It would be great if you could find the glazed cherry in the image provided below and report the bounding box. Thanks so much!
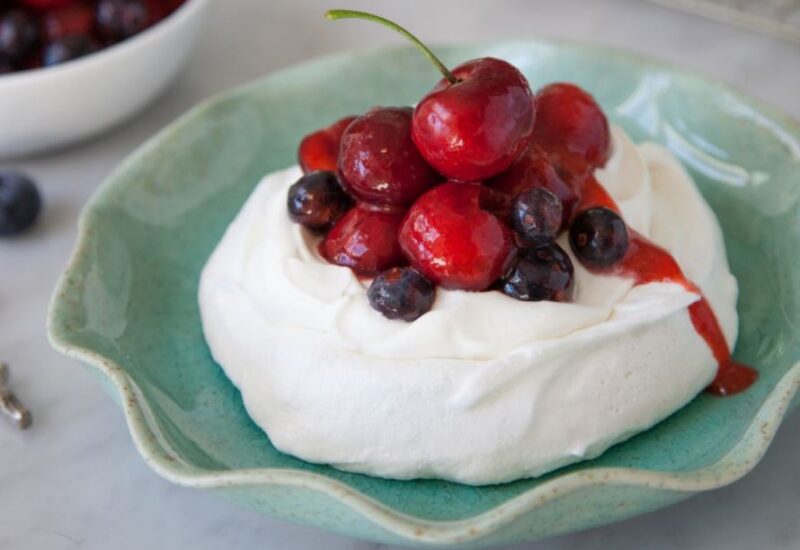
[324,11,533,182]
[367,267,436,321]
[286,170,352,232]
[96,0,149,43]
[0,170,42,236]
[412,57,535,181]
[500,242,574,302]
[43,4,95,41]
[511,187,562,247]
[488,145,579,229]
[532,83,611,169]
[569,207,629,269]
[0,9,40,64]
[322,203,406,276]
[399,182,514,291]
[298,115,356,173]
[338,106,439,207]
[43,34,99,66]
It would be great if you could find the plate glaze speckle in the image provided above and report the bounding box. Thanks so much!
[48,41,800,547]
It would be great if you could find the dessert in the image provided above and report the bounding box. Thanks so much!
[0,0,185,73]
[199,10,757,485]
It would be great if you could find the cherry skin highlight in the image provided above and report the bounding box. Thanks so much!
[412,57,535,182]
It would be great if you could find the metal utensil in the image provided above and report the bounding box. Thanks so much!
[0,363,31,430]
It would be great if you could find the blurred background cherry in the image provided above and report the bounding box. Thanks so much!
[0,0,186,72]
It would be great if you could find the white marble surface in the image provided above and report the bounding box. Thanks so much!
[0,0,798,548]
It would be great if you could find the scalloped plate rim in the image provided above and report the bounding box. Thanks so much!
[47,39,800,545]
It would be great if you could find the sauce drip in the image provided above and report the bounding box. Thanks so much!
[575,176,757,396]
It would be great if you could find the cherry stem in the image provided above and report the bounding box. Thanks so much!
[325,9,459,85]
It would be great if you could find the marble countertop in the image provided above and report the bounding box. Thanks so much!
[1,1,798,548]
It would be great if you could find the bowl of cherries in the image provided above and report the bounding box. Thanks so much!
[0,0,209,157]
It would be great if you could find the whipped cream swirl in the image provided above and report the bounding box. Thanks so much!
[199,126,738,484]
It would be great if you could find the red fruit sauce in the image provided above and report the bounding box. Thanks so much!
[575,175,757,396]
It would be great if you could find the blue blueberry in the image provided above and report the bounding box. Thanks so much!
[96,0,149,43]
[511,187,563,247]
[0,171,41,236]
[501,242,574,302]
[569,207,629,269]
[287,171,352,232]
[368,267,435,321]
[43,35,100,67]
[0,9,39,64]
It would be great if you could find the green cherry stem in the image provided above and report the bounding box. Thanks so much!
[324,9,459,85]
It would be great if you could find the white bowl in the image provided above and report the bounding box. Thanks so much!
[0,0,210,158]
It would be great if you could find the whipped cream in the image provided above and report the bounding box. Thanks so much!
[199,126,738,485]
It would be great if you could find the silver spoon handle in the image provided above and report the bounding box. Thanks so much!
[0,363,32,430]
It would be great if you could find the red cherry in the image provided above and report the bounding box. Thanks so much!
[338,106,439,207]
[399,182,514,291]
[321,203,407,277]
[488,145,579,229]
[532,83,611,169]
[298,115,356,174]
[143,0,167,24]
[412,57,535,182]
[18,0,79,10]
[161,0,185,15]
[42,4,94,41]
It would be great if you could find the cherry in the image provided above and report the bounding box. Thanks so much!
[399,182,514,291]
[0,9,40,64]
[325,10,535,182]
[500,242,574,302]
[367,267,435,321]
[42,4,95,41]
[95,0,149,43]
[18,0,79,10]
[286,171,352,232]
[511,187,562,247]
[569,207,629,269]
[488,145,578,229]
[338,106,439,207]
[143,0,167,25]
[321,203,406,276]
[298,115,356,174]
[532,83,611,169]
[43,33,98,66]
[0,170,42,236]
[412,57,535,181]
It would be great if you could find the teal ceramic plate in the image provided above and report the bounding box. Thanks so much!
[48,41,800,547]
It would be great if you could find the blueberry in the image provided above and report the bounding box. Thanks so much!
[96,0,149,43]
[501,243,574,302]
[0,9,39,64]
[569,207,629,269]
[511,187,563,247]
[0,171,42,236]
[287,171,352,232]
[43,35,100,67]
[368,267,435,322]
